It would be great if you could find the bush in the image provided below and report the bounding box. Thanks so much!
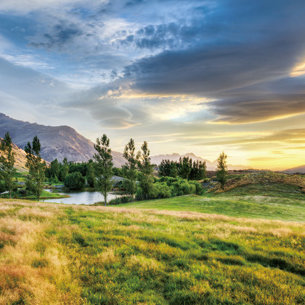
[109,196,134,205]
[64,172,85,190]
[136,187,145,200]
[152,182,172,198]
[0,180,6,193]
[191,181,204,195]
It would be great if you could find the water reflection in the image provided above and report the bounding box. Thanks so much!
[43,191,120,205]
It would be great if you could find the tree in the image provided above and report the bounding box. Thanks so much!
[86,160,95,188]
[0,132,16,198]
[137,141,154,199]
[64,172,85,190]
[216,152,228,190]
[179,157,192,180]
[122,138,137,197]
[49,159,60,181]
[59,158,69,182]
[93,134,113,206]
[25,136,46,200]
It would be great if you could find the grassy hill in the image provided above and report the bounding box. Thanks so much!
[118,180,305,222]
[0,193,305,304]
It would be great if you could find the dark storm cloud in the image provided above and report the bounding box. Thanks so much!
[122,0,305,123]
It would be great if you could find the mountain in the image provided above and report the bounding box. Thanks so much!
[0,113,125,166]
[0,113,248,170]
[284,165,305,174]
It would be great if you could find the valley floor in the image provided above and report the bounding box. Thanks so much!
[0,192,305,304]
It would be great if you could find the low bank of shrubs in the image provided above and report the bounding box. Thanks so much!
[111,177,204,204]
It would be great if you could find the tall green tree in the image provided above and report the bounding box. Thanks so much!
[25,136,46,200]
[93,134,113,206]
[179,157,192,180]
[59,158,69,182]
[122,138,137,197]
[0,132,16,198]
[49,159,60,181]
[137,141,154,199]
[86,160,95,188]
[216,152,228,190]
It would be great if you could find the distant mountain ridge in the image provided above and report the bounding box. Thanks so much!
[0,113,125,165]
[0,113,247,170]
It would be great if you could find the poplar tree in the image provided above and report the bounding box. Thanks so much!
[137,141,154,199]
[93,134,113,206]
[123,138,137,198]
[25,136,46,200]
[216,152,228,190]
[0,132,16,198]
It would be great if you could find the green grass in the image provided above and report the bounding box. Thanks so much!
[117,183,305,221]
[1,198,304,304]
[1,181,305,304]
[23,189,68,200]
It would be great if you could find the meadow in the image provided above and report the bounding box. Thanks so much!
[119,183,305,222]
[1,181,305,305]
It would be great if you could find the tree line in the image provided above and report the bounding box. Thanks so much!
[158,157,206,180]
[0,132,229,203]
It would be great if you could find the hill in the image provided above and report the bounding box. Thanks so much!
[284,165,305,174]
[0,140,28,171]
[0,113,125,166]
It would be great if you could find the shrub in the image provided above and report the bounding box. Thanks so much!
[153,182,172,198]
[64,172,85,190]
[109,196,134,205]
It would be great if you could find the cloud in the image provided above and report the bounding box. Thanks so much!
[0,0,98,14]
[120,0,305,124]
[198,128,305,146]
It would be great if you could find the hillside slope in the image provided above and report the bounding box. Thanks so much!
[0,113,125,165]
[0,140,28,171]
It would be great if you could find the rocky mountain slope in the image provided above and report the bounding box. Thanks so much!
[0,113,125,165]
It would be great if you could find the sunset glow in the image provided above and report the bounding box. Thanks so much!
[0,1,305,170]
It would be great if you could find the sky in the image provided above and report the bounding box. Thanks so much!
[1,0,305,169]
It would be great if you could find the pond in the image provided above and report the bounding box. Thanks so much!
[43,190,120,205]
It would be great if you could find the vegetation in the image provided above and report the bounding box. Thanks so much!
[94,134,113,206]
[24,136,46,200]
[136,141,154,200]
[122,138,138,198]
[119,181,305,221]
[0,197,304,304]
[0,132,16,198]
[158,157,206,180]
[64,172,85,190]
[216,152,228,190]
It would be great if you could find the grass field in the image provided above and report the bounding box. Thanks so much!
[118,183,305,222]
[0,184,305,304]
